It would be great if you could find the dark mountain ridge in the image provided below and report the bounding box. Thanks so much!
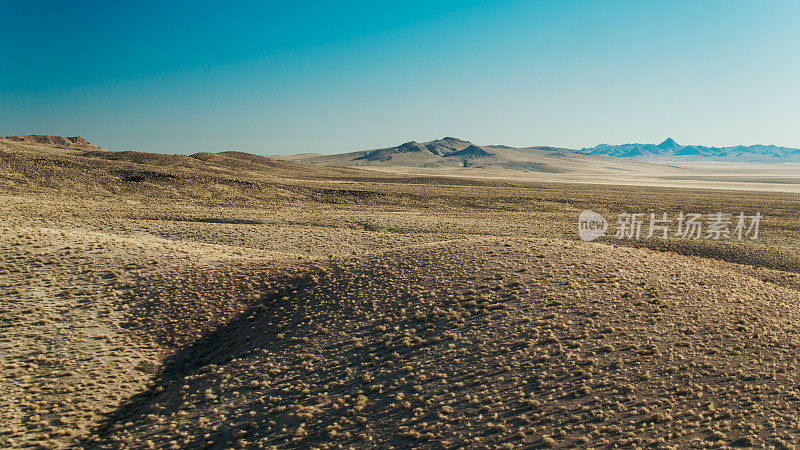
[293,137,655,173]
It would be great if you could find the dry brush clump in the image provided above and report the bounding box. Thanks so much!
[85,239,800,448]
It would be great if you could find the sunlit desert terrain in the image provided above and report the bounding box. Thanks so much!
[3,136,800,448]
[355,162,800,194]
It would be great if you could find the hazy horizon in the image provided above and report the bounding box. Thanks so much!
[3,1,800,155]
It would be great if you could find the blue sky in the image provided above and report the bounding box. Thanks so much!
[2,1,799,154]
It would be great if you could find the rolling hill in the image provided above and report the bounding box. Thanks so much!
[293,137,664,174]
[4,134,104,151]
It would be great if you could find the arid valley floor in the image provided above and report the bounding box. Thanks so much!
[4,137,800,448]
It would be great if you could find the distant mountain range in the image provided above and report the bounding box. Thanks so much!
[581,138,800,162]
[290,137,660,174]
[291,137,800,170]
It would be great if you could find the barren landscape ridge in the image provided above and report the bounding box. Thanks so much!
[3,135,800,448]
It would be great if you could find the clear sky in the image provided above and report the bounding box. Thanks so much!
[2,1,800,154]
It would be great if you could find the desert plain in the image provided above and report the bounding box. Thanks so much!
[3,136,800,448]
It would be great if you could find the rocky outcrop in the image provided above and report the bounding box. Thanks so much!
[4,135,103,150]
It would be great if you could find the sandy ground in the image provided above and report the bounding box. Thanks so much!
[356,163,800,193]
[4,138,800,448]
